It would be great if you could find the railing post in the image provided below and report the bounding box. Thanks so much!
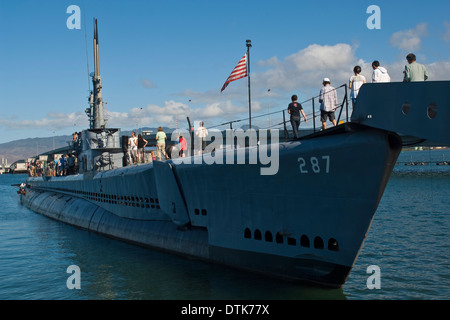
[337,85,347,125]
[282,110,288,141]
[312,98,316,133]
[337,103,343,124]
[344,84,349,123]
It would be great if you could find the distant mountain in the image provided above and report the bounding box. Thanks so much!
[0,135,73,164]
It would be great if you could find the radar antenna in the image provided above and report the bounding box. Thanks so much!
[89,18,105,130]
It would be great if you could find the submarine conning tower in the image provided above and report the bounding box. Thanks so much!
[78,19,124,173]
[351,81,450,147]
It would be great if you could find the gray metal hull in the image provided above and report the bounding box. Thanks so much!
[22,124,401,288]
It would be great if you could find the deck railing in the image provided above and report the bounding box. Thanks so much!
[197,83,350,142]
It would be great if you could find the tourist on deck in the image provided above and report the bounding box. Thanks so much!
[403,53,428,82]
[59,155,66,176]
[137,134,148,163]
[349,66,366,107]
[128,131,138,165]
[53,157,59,176]
[371,61,391,83]
[319,78,338,130]
[28,160,34,177]
[49,161,55,176]
[35,162,42,177]
[56,157,61,176]
[287,94,307,139]
[179,135,187,157]
[195,122,208,155]
[156,127,167,161]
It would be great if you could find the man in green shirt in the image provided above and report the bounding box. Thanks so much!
[155,126,167,161]
[403,53,428,82]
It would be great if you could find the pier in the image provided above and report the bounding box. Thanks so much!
[1,157,10,174]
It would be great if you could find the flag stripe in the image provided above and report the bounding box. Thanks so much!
[221,54,247,92]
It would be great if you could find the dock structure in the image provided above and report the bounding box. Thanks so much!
[0,157,9,174]
[8,160,26,174]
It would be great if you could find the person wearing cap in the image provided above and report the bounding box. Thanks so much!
[319,78,337,130]
[403,53,428,82]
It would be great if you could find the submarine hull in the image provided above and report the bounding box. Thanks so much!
[22,124,401,288]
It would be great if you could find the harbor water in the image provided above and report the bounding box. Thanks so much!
[0,149,448,300]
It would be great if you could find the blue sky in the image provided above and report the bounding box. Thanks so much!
[0,0,449,144]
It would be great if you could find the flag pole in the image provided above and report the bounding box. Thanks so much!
[246,39,252,129]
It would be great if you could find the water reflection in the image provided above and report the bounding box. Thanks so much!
[56,226,345,300]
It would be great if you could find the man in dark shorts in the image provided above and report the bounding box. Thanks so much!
[319,78,337,130]
[287,94,307,139]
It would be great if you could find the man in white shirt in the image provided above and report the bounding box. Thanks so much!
[319,78,338,130]
[371,60,391,83]
[195,122,208,155]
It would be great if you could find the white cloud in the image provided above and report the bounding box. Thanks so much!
[389,23,428,51]
[423,61,450,80]
[106,99,253,130]
[199,101,244,118]
[254,43,366,93]
[0,111,85,130]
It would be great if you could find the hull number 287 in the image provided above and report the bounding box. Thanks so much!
[298,156,330,174]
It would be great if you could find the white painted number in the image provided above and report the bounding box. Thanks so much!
[298,157,308,173]
[311,157,320,173]
[298,156,330,174]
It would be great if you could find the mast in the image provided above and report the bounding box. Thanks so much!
[91,18,104,129]
[246,39,252,129]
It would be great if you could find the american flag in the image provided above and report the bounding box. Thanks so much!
[221,54,247,92]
